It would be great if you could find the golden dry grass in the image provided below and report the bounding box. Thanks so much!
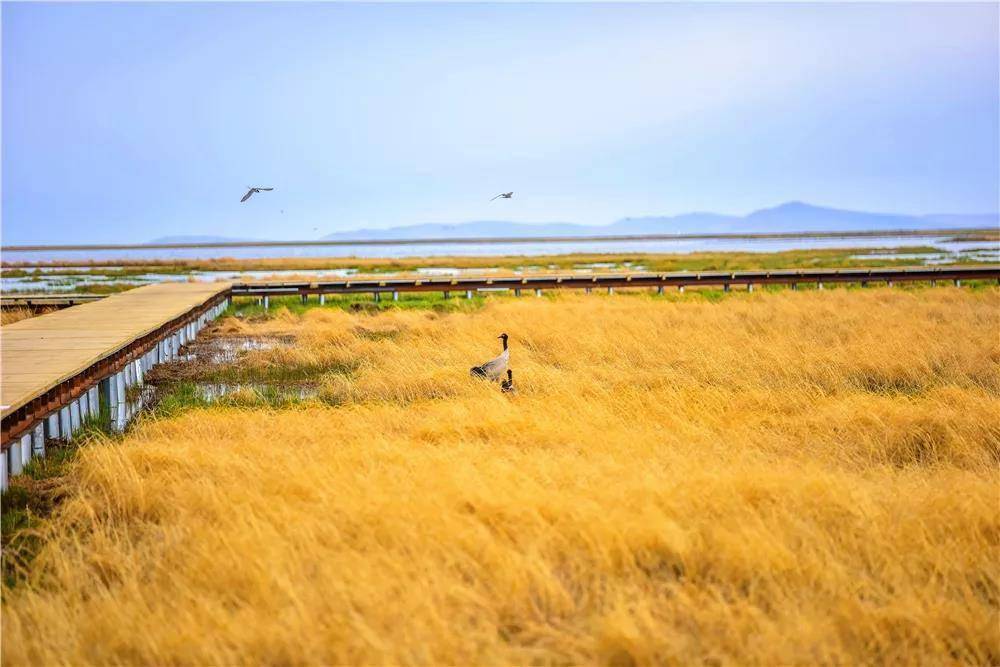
[3,288,1000,665]
[0,307,37,325]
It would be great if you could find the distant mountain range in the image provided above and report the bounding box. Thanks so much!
[148,202,999,244]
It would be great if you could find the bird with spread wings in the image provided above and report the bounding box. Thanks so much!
[490,191,513,201]
[241,186,274,202]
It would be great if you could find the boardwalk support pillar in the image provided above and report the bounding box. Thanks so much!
[607,287,614,295]
[466,290,473,300]
[535,289,542,297]
[393,292,399,301]
[747,284,754,293]
[319,294,326,305]
[954,279,961,287]
[32,424,45,459]
[20,434,31,468]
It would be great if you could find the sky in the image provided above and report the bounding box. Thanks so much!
[2,2,998,244]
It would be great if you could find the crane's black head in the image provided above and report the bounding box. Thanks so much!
[498,333,508,340]
[507,369,513,380]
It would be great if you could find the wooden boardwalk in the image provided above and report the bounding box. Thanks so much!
[1,282,229,421]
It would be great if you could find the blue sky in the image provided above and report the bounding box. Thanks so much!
[2,2,998,244]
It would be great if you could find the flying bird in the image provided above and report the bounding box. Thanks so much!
[490,192,513,201]
[470,333,510,381]
[241,186,274,203]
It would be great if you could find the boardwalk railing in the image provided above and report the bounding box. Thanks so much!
[231,265,1000,303]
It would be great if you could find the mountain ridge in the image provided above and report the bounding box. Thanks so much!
[146,202,998,243]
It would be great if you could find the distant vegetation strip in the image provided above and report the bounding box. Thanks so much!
[2,227,993,252]
[0,245,982,273]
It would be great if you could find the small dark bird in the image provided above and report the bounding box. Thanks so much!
[470,333,509,380]
[241,186,274,203]
[500,369,516,393]
[490,191,514,201]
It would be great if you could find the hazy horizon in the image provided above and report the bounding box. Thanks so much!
[3,2,998,244]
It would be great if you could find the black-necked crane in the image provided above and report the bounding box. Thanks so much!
[490,191,513,201]
[470,333,509,380]
[500,369,515,393]
[241,186,274,202]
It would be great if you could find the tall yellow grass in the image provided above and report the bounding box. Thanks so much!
[3,288,999,665]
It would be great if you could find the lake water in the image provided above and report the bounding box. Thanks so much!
[2,234,996,294]
[3,233,997,264]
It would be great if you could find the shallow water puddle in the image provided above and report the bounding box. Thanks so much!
[178,335,295,364]
[193,383,318,401]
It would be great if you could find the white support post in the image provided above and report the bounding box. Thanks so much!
[79,392,89,420]
[263,296,270,310]
[678,286,685,293]
[70,400,81,432]
[60,406,72,441]
[535,289,542,297]
[32,423,45,459]
[112,372,127,432]
[9,440,23,476]
[1,450,7,492]
[607,287,614,295]
[20,433,32,467]
[320,294,326,305]
[392,292,399,301]
[46,413,60,440]
[747,284,754,293]
[818,283,824,290]
[465,290,473,300]
[954,279,961,287]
